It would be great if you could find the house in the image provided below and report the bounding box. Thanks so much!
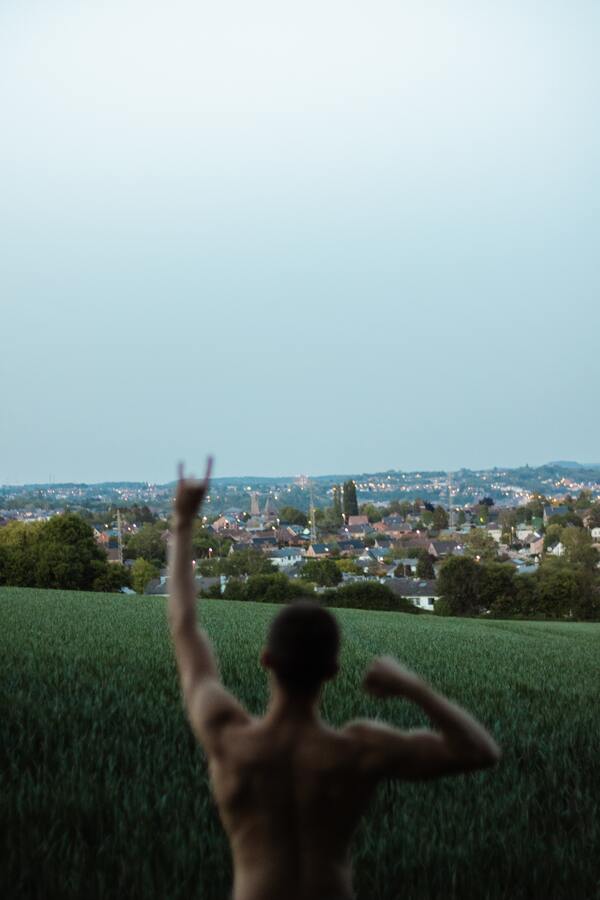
[376,519,413,539]
[528,536,545,557]
[548,542,565,557]
[276,525,303,545]
[591,527,600,541]
[250,535,278,551]
[357,550,377,569]
[369,547,391,563]
[486,523,503,542]
[387,577,440,610]
[212,515,238,532]
[305,543,332,559]
[337,538,365,554]
[394,557,419,576]
[269,547,304,569]
[145,575,219,596]
[347,515,369,527]
[342,523,372,537]
[428,540,461,559]
[381,515,406,527]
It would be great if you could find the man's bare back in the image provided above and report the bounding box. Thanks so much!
[207,714,374,900]
[168,460,501,900]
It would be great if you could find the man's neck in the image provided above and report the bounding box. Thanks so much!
[265,683,321,724]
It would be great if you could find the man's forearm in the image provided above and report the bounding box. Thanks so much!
[168,517,197,630]
[403,681,500,763]
[168,515,218,685]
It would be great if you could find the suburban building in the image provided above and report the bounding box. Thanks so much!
[269,547,304,569]
[387,577,440,610]
[305,543,331,559]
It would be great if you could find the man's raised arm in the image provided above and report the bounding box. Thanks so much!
[345,657,501,780]
[169,459,249,752]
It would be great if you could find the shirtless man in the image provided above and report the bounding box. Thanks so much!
[168,460,501,900]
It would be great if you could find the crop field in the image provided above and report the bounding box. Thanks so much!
[1,587,600,900]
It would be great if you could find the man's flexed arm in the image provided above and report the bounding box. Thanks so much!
[169,459,249,751]
[346,657,501,780]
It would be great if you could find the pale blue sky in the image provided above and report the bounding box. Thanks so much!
[1,1,599,483]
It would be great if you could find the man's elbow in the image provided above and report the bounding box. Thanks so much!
[469,739,502,771]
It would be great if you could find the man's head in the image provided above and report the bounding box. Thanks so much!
[262,601,340,696]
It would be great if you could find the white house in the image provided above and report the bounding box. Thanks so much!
[486,524,503,543]
[387,577,440,610]
[269,548,304,569]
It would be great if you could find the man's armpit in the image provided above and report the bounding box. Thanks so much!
[187,679,250,751]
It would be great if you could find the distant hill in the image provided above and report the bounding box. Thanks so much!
[547,461,599,471]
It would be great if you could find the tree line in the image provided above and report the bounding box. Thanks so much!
[437,552,600,620]
[0,515,130,592]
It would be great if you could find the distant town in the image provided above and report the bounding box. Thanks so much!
[2,461,599,618]
[3,460,600,519]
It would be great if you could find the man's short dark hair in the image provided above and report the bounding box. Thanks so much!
[266,601,340,694]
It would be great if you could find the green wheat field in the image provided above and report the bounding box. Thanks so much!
[1,587,599,900]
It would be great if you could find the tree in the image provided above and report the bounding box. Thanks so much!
[359,503,384,523]
[525,494,549,519]
[131,558,159,594]
[300,559,342,587]
[432,506,449,531]
[278,506,308,527]
[323,582,416,613]
[104,504,157,526]
[543,524,563,552]
[560,526,599,571]
[33,514,109,591]
[575,490,593,510]
[0,521,44,586]
[342,481,358,519]
[318,506,343,531]
[0,515,129,592]
[499,509,518,532]
[534,559,584,618]
[415,550,435,579]
[335,558,363,575]
[438,556,481,616]
[92,563,131,593]
[588,503,600,528]
[238,574,313,604]
[388,500,412,518]
[218,549,275,577]
[457,510,466,526]
[124,521,169,567]
[478,563,517,613]
[546,511,583,528]
[191,524,232,559]
[463,529,497,561]
[332,486,343,525]
[472,504,489,524]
